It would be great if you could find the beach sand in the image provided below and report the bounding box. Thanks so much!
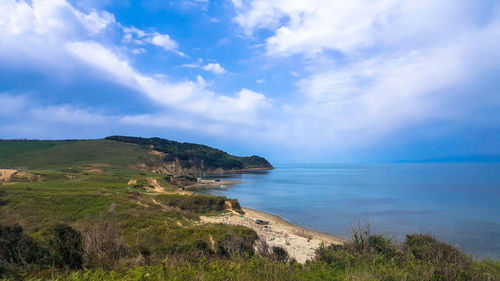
[201,207,345,263]
[185,179,243,189]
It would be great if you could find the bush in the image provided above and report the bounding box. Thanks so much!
[405,234,471,281]
[0,225,47,277]
[49,223,83,269]
[366,234,400,259]
[156,194,227,214]
[405,234,470,265]
[82,222,127,269]
[255,240,289,263]
[271,246,289,263]
[314,243,354,267]
[217,234,256,258]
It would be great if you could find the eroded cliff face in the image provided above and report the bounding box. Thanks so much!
[151,159,205,176]
[107,134,274,176]
[144,151,271,176]
[151,159,269,176]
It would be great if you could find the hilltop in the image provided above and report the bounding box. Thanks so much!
[0,136,272,175]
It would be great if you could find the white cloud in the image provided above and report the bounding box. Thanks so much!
[0,0,272,128]
[66,41,270,124]
[0,93,231,138]
[131,48,146,55]
[120,114,227,135]
[181,61,228,75]
[232,0,482,56]
[74,9,115,35]
[122,26,185,56]
[202,63,226,75]
[31,105,110,124]
[181,63,199,68]
[150,33,178,51]
[231,0,500,150]
[0,0,114,38]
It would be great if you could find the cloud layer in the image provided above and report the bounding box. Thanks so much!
[232,0,500,153]
[0,0,499,161]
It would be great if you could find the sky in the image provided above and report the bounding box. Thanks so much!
[0,0,499,163]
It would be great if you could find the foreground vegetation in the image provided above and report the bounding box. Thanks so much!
[0,138,498,280]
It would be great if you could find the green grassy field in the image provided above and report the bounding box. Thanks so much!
[0,139,148,170]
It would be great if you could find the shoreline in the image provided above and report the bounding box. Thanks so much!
[242,207,347,244]
[201,206,346,263]
[184,179,243,190]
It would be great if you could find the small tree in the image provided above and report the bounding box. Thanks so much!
[49,223,83,269]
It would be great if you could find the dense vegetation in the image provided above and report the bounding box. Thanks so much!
[106,136,273,171]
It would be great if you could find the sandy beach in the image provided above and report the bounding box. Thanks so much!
[185,179,243,189]
[201,207,345,263]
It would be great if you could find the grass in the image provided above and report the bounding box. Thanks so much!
[0,140,148,170]
[0,165,255,278]
[20,255,500,281]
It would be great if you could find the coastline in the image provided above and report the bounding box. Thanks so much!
[184,179,243,190]
[243,207,346,244]
[201,206,345,263]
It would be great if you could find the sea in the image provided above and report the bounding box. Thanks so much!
[196,163,500,259]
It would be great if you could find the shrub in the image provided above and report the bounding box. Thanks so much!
[366,234,400,259]
[350,221,371,255]
[405,234,471,281]
[255,240,289,263]
[49,223,83,269]
[156,194,227,214]
[314,243,354,267]
[82,222,127,269]
[217,234,256,258]
[0,225,47,277]
[271,246,289,263]
[183,240,213,262]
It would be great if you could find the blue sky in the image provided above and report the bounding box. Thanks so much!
[0,0,499,163]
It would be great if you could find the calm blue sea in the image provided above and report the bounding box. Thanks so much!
[197,163,500,259]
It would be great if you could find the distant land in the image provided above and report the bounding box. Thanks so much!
[398,154,500,163]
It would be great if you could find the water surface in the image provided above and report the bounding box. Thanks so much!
[197,163,500,259]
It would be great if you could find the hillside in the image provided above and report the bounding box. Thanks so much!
[106,136,273,175]
[0,136,272,175]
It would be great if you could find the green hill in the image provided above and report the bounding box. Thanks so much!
[106,135,273,172]
[0,136,272,175]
